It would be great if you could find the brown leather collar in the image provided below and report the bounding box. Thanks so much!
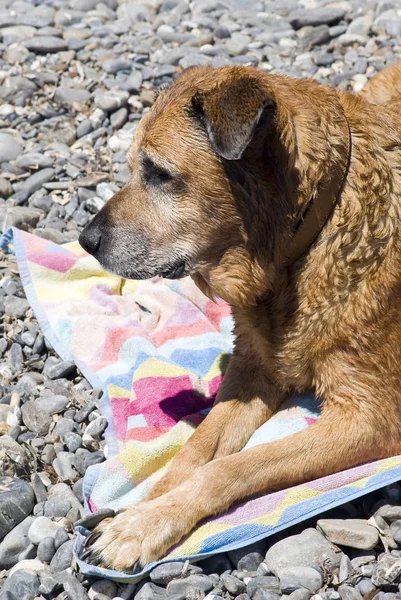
[283,114,352,267]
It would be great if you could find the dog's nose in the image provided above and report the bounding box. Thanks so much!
[79,222,102,256]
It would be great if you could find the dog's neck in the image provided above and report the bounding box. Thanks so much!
[282,114,352,267]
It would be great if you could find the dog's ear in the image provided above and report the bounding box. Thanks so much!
[190,76,275,161]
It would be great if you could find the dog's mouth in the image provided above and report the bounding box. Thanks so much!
[159,261,188,279]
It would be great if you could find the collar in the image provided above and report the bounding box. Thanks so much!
[283,114,352,267]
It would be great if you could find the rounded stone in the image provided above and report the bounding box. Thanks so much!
[0,476,35,539]
[28,516,62,545]
[0,133,22,162]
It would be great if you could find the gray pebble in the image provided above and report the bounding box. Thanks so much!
[0,133,22,162]
[25,35,68,53]
[50,539,75,572]
[37,536,56,563]
[21,400,52,436]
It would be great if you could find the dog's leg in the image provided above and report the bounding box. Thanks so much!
[145,356,285,501]
[88,356,401,571]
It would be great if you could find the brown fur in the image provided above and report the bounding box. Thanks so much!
[80,63,401,571]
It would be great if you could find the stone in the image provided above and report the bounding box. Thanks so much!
[228,541,268,568]
[28,516,62,545]
[135,582,167,600]
[317,519,379,550]
[0,177,13,198]
[246,577,281,598]
[289,8,346,29]
[167,575,214,596]
[0,516,35,569]
[338,586,362,600]
[11,168,55,205]
[0,76,37,101]
[37,537,56,563]
[372,554,401,586]
[265,529,342,578]
[390,520,401,544]
[375,505,401,522]
[85,416,107,437]
[150,561,203,584]
[0,133,22,162]
[45,359,76,379]
[21,400,52,436]
[356,578,376,596]
[44,498,71,518]
[0,569,40,599]
[221,573,246,595]
[3,296,29,317]
[54,87,91,104]
[88,580,118,599]
[25,36,68,53]
[31,473,47,503]
[94,89,129,112]
[16,153,53,170]
[0,476,35,539]
[0,206,44,233]
[288,590,313,600]
[36,394,69,415]
[54,527,70,550]
[111,107,128,129]
[279,567,323,594]
[0,436,30,478]
[237,552,263,571]
[339,555,353,583]
[53,451,81,481]
[124,70,143,93]
[50,539,75,571]
[102,59,132,74]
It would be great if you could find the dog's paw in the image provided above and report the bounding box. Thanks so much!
[81,497,191,572]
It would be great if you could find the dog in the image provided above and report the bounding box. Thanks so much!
[79,62,401,572]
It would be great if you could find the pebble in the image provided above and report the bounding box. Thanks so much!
[0,568,41,599]
[0,516,35,569]
[28,516,62,545]
[0,133,22,162]
[36,394,69,414]
[88,580,118,599]
[94,89,129,112]
[0,476,35,539]
[37,536,56,563]
[247,577,281,598]
[166,575,214,596]
[25,36,68,53]
[3,296,30,317]
[317,519,379,550]
[54,87,91,104]
[21,400,52,436]
[50,539,75,571]
[150,561,202,584]
[265,529,342,578]
[45,359,76,379]
[279,567,323,594]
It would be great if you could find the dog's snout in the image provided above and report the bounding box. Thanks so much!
[79,221,102,256]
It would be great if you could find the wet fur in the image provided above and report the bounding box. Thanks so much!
[82,63,401,571]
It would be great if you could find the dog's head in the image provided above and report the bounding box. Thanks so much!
[79,66,298,305]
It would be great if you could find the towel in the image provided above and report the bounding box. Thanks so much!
[2,226,401,584]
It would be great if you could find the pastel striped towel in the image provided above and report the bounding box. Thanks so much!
[2,226,401,584]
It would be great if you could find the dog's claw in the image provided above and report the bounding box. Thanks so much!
[132,561,141,574]
[75,508,116,531]
[83,530,102,548]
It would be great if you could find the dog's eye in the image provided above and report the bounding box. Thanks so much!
[151,168,172,184]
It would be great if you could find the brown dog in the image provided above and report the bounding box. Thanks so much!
[79,62,401,572]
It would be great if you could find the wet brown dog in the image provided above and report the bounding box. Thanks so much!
[79,63,401,571]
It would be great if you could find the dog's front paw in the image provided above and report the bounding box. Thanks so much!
[81,496,192,572]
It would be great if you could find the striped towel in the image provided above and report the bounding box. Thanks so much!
[2,226,401,584]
